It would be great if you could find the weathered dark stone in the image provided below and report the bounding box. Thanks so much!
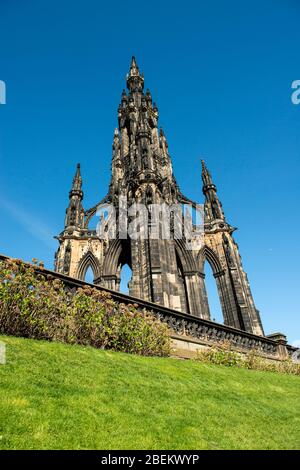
[55,57,269,338]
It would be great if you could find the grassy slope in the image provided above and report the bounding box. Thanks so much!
[0,335,299,450]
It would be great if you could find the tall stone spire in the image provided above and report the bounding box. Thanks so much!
[70,163,83,196]
[115,56,174,198]
[126,56,144,93]
[65,163,84,229]
[201,159,214,188]
[55,57,265,337]
[201,159,224,222]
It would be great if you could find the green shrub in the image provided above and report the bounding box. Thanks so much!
[195,341,300,376]
[0,258,170,357]
[243,349,300,376]
[196,340,243,367]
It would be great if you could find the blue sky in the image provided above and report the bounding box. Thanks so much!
[0,0,299,344]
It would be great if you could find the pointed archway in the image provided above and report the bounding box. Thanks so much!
[119,264,133,294]
[101,238,132,291]
[197,246,224,323]
[76,251,101,283]
[197,245,244,329]
[204,261,223,323]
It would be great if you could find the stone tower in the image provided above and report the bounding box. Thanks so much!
[55,57,264,336]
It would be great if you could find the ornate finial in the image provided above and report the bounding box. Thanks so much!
[131,56,138,70]
[126,56,144,92]
[201,159,210,178]
[201,159,214,189]
[71,163,83,194]
[65,163,84,230]
[201,159,208,174]
[127,56,141,78]
[74,163,81,180]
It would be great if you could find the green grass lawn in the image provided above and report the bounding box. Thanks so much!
[0,335,299,450]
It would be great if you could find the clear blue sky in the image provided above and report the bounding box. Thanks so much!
[0,0,299,344]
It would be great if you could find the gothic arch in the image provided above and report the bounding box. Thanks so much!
[197,245,225,322]
[197,246,223,275]
[174,239,198,273]
[197,245,240,327]
[77,251,101,282]
[102,238,131,276]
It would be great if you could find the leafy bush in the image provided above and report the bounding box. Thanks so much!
[195,341,300,376]
[243,349,300,376]
[0,258,170,357]
[196,340,243,367]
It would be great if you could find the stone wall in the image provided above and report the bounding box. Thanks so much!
[1,255,294,361]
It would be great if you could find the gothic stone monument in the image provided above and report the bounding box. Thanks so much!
[55,57,264,337]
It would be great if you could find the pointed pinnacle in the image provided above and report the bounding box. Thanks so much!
[126,56,144,91]
[74,163,81,179]
[129,56,140,76]
[201,159,217,193]
[201,160,212,182]
[72,163,82,191]
[131,56,138,68]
